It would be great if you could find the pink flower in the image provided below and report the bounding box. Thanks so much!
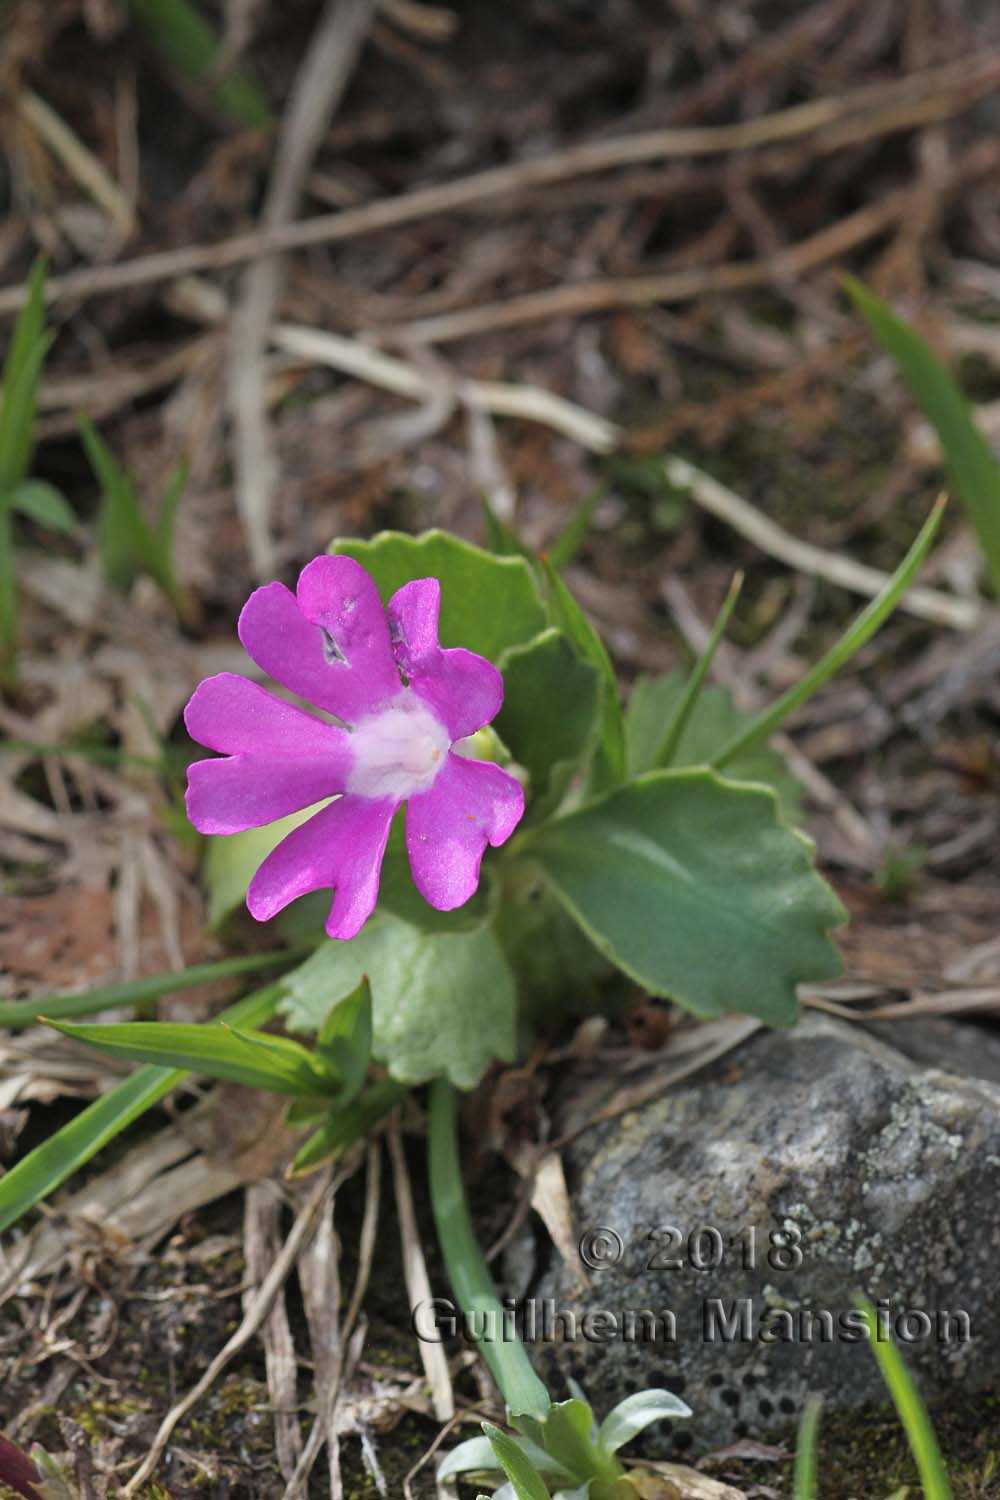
[184,556,524,940]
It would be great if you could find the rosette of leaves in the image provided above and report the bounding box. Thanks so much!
[202,507,939,1093]
[438,1388,691,1500]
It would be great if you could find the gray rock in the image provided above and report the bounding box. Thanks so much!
[525,1015,1000,1454]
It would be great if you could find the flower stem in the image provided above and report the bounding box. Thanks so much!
[427,1078,551,1420]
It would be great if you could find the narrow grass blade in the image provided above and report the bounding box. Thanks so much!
[548,487,604,571]
[541,557,626,792]
[44,1017,332,1097]
[657,570,742,767]
[314,976,372,1103]
[289,1078,406,1176]
[80,414,152,590]
[0,980,283,1235]
[857,1296,952,1500]
[482,498,535,561]
[711,497,945,769]
[793,1395,822,1500]
[0,258,47,491]
[126,0,271,126]
[0,946,307,1030]
[0,504,16,684]
[847,275,1000,598]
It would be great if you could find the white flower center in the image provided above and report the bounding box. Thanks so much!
[347,692,450,801]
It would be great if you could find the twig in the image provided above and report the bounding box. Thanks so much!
[803,986,1000,1022]
[271,322,620,451]
[120,1174,332,1498]
[3,53,1000,316]
[663,455,979,630]
[16,88,134,239]
[244,1184,303,1482]
[228,0,376,573]
[387,1116,454,1423]
[280,1145,378,1500]
[553,1017,764,1150]
[391,152,1000,344]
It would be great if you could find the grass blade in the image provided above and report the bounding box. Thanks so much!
[711,497,945,769]
[45,1017,333,1097]
[0,980,283,1235]
[0,946,307,1030]
[847,275,1000,597]
[0,261,50,683]
[857,1296,952,1500]
[541,557,626,792]
[793,1395,822,1500]
[126,0,271,127]
[657,569,742,767]
[0,258,47,491]
[547,486,604,571]
[289,1078,407,1176]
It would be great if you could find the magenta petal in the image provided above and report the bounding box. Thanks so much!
[185,673,352,757]
[247,794,398,940]
[297,555,401,717]
[184,673,354,834]
[238,557,399,723]
[405,752,524,911]
[187,759,344,835]
[387,578,503,740]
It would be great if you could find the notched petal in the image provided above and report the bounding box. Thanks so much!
[388,578,503,740]
[246,794,399,940]
[405,753,525,911]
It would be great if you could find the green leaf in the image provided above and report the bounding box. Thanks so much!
[483,1426,552,1500]
[439,1434,570,1486]
[314,976,371,1102]
[289,1077,407,1175]
[126,0,271,126]
[596,1390,692,1456]
[494,872,611,1019]
[625,673,801,823]
[857,1296,953,1500]
[281,914,517,1088]
[45,1017,334,1098]
[438,1435,505,1481]
[846,275,1000,597]
[331,529,547,663]
[539,1400,619,1486]
[10,480,77,534]
[524,769,844,1024]
[711,498,945,769]
[793,1395,822,1500]
[0,945,305,1031]
[496,628,600,818]
[540,559,625,793]
[0,979,282,1235]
